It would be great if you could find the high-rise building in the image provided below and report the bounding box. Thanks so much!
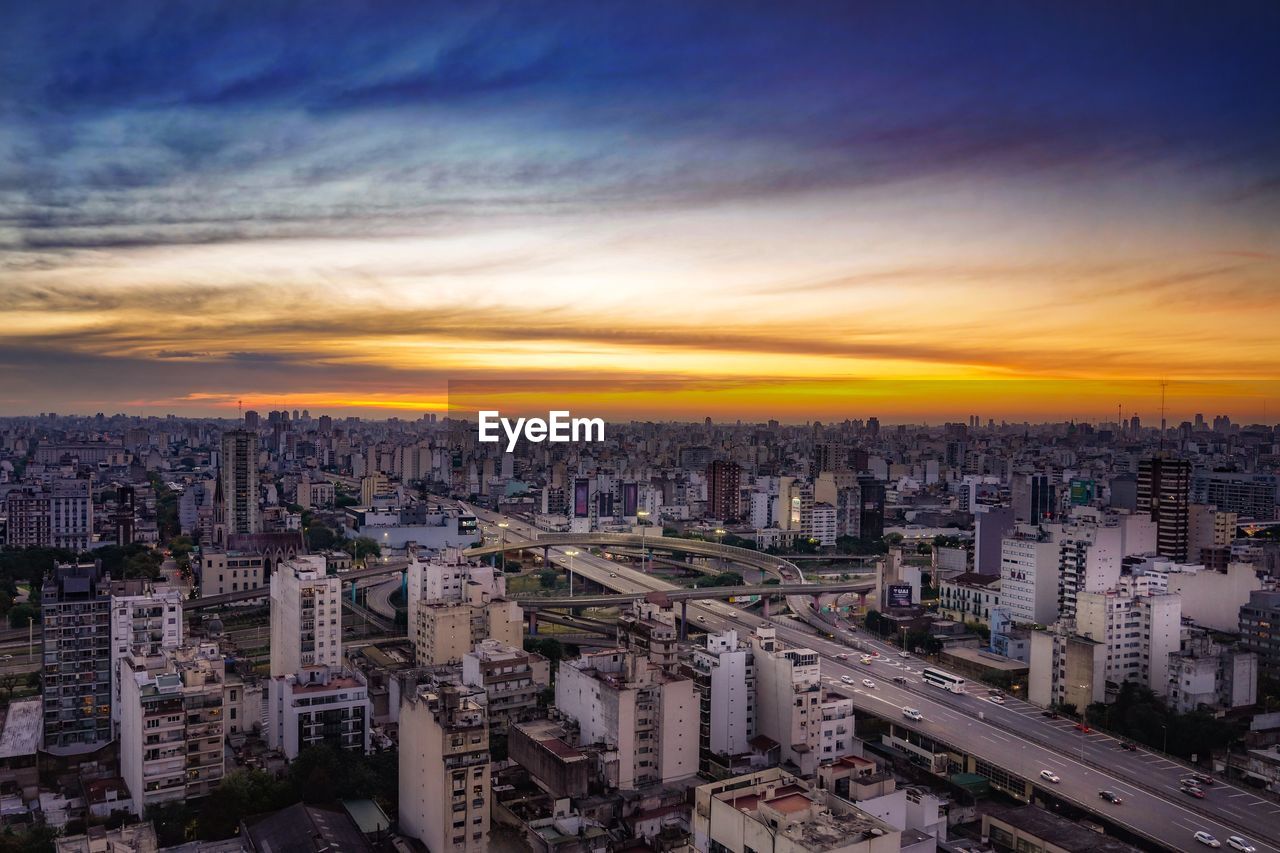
[999,533,1060,626]
[269,556,342,678]
[266,664,371,759]
[1055,522,1123,620]
[1188,504,1237,563]
[109,580,184,731]
[399,683,491,853]
[219,430,261,535]
[41,561,113,754]
[1075,589,1181,694]
[705,460,742,520]
[974,505,1016,576]
[460,639,550,733]
[1012,472,1055,522]
[1240,591,1280,679]
[1137,454,1191,561]
[683,630,756,769]
[1192,472,1277,521]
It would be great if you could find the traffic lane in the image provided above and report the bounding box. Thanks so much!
[817,669,1267,853]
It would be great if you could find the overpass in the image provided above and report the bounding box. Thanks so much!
[184,560,411,610]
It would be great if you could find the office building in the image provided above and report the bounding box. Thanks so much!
[1192,472,1278,521]
[1012,472,1055,522]
[399,683,491,853]
[118,643,226,814]
[41,561,113,755]
[999,533,1059,626]
[219,429,261,535]
[1137,454,1191,561]
[974,505,1016,576]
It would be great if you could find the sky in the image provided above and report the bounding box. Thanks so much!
[2,1,1279,422]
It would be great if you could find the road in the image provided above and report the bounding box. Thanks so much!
[466,505,1277,853]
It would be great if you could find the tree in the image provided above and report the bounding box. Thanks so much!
[538,569,560,589]
[7,604,37,630]
[864,609,885,636]
[345,537,381,566]
[703,571,744,588]
[196,768,290,838]
[306,523,339,551]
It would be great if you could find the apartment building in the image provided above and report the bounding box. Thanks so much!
[692,767,901,853]
[197,548,266,598]
[41,561,114,755]
[414,597,523,666]
[460,639,550,732]
[1138,454,1191,561]
[399,683,491,853]
[118,643,226,814]
[270,556,342,678]
[937,573,1001,624]
[688,630,756,763]
[1056,522,1123,620]
[555,649,698,791]
[265,665,371,759]
[219,429,261,536]
[109,580,183,730]
[1074,589,1181,694]
[405,547,506,634]
[5,479,93,550]
[1167,634,1258,714]
[1028,626,1106,710]
[1240,591,1280,679]
[617,603,680,671]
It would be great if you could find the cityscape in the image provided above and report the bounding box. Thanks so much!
[4,3,1280,853]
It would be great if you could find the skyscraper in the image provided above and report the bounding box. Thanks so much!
[1137,454,1191,562]
[705,459,742,520]
[219,429,260,535]
[41,561,114,755]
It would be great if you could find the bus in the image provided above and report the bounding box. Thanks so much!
[921,667,966,693]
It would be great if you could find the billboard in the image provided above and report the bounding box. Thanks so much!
[622,482,638,517]
[1069,478,1096,506]
[573,478,590,517]
[886,583,913,608]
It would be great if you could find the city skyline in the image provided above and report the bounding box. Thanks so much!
[4,2,1280,418]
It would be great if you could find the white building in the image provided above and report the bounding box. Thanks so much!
[686,630,756,760]
[265,665,371,759]
[406,547,506,634]
[693,767,901,853]
[936,573,1001,625]
[555,649,698,791]
[109,582,183,730]
[461,639,550,732]
[999,534,1059,626]
[811,502,838,547]
[118,643,226,815]
[1074,589,1181,695]
[1161,561,1263,633]
[270,556,342,678]
[1056,521,1123,619]
[399,683,490,853]
[414,597,524,666]
[1168,634,1258,713]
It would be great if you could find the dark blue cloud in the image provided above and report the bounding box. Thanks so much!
[3,1,1279,252]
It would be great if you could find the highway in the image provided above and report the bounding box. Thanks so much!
[465,504,1279,853]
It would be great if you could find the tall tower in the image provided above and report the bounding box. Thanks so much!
[1137,453,1191,562]
[219,430,260,535]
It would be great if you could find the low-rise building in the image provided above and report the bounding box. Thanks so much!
[414,598,523,666]
[1167,633,1258,713]
[196,548,266,598]
[937,573,1001,625]
[693,767,900,853]
[617,603,680,671]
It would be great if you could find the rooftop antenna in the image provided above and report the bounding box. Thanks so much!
[1159,380,1168,450]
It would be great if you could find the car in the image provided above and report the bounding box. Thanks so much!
[861,656,873,664]
[696,616,706,623]
[1041,710,1058,718]
[1195,831,1222,848]
[1074,723,1091,733]
[892,675,908,684]
[836,653,849,659]
[609,572,618,578]
[841,675,854,684]
[1119,741,1137,751]
[902,708,923,721]
[899,651,910,658]
[862,679,876,688]
[1039,770,1061,783]
[0,654,11,661]
[1192,773,1214,785]
[1098,790,1122,804]
[870,651,880,657]
[988,695,1005,704]
[1227,837,1256,852]
[1181,785,1206,799]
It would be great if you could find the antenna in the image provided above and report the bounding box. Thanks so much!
[1159,380,1168,450]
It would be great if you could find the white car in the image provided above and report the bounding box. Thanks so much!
[1039,770,1060,784]
[902,707,923,721]
[988,695,1006,705]
[1227,837,1256,852]
[696,616,706,623]
[899,652,910,658]
[861,679,876,688]
[836,653,849,659]
[1196,832,1222,848]
[841,675,854,684]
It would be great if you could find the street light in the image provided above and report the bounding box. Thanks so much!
[564,549,579,597]
[637,510,650,573]
[1161,723,1168,755]
[498,521,509,573]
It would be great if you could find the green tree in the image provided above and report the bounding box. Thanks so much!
[7,603,38,630]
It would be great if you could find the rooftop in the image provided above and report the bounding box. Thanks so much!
[0,699,42,759]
